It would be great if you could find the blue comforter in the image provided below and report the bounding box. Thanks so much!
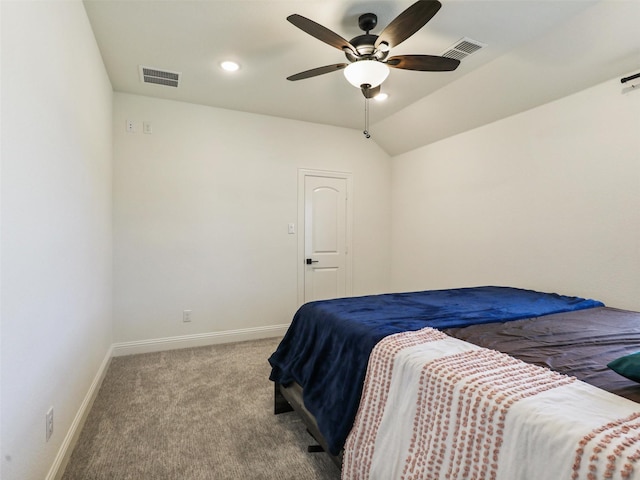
[268,286,603,455]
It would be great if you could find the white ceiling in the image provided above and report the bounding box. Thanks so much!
[83,0,640,156]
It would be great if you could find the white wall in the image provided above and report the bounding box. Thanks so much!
[1,2,113,480]
[391,74,640,310]
[3,4,635,479]
[113,93,391,343]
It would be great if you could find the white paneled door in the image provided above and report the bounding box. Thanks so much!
[299,171,352,304]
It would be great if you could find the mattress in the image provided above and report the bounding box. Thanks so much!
[268,286,605,455]
[444,306,640,403]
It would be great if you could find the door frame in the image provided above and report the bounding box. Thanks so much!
[297,169,353,306]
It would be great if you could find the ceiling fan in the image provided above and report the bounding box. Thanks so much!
[286,0,460,99]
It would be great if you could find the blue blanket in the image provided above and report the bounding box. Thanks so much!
[268,286,603,455]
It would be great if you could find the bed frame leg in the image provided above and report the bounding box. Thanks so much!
[272,382,343,469]
[306,429,325,452]
[274,382,294,414]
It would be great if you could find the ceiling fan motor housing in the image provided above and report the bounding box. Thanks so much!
[345,33,389,62]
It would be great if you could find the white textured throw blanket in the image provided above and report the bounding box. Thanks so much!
[342,328,640,480]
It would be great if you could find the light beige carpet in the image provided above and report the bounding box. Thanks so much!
[62,337,340,480]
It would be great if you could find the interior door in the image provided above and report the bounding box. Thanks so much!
[299,172,352,304]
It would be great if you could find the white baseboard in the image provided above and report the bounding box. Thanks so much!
[47,345,114,480]
[45,324,289,479]
[111,324,290,357]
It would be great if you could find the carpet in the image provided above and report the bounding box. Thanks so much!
[62,337,340,480]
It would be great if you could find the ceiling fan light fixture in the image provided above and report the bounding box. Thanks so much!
[343,60,389,89]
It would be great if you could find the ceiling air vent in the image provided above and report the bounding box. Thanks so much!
[139,66,181,88]
[441,37,486,62]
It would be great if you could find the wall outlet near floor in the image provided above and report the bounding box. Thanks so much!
[46,407,54,442]
[183,310,192,323]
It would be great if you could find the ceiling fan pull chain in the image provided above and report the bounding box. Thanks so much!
[363,97,371,139]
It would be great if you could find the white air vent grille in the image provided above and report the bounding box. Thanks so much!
[139,66,181,88]
[441,49,469,61]
[442,37,486,61]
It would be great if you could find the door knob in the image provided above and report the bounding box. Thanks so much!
[306,258,319,265]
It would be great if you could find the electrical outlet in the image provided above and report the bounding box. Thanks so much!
[126,119,136,133]
[46,407,54,442]
[183,310,192,323]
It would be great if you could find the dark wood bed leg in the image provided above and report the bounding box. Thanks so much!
[306,429,325,452]
[274,382,294,414]
[273,381,343,469]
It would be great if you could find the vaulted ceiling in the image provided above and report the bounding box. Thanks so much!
[84,0,640,156]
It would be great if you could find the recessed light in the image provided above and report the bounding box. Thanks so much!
[220,61,240,72]
[374,92,389,101]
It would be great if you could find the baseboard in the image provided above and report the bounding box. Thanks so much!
[111,324,290,357]
[47,345,114,480]
[44,324,288,478]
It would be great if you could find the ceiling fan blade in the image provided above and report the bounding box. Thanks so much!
[387,54,460,72]
[375,0,442,49]
[286,63,349,81]
[361,85,381,99]
[287,14,356,53]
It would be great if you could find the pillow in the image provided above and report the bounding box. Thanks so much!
[608,352,640,382]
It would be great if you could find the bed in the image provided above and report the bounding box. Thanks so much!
[268,286,640,479]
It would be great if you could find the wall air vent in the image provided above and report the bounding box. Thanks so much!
[139,66,181,88]
[441,37,486,62]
